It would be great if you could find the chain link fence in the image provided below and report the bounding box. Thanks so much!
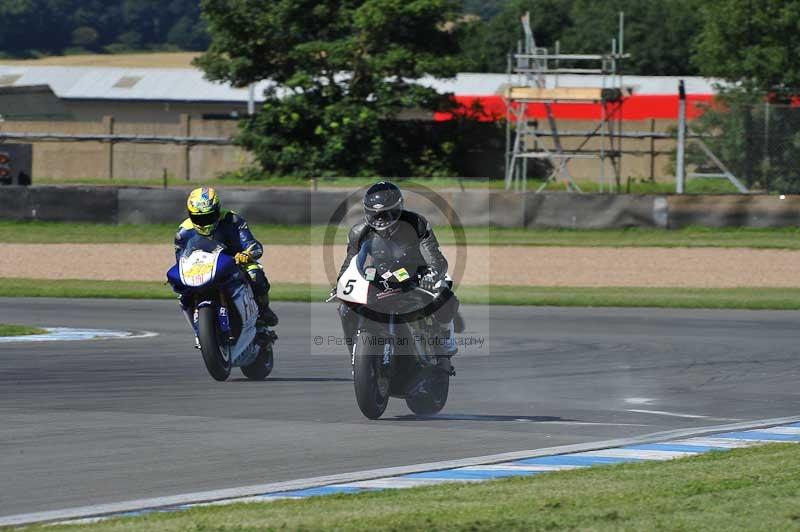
[688,98,800,193]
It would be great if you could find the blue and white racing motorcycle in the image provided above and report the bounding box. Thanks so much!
[167,235,276,381]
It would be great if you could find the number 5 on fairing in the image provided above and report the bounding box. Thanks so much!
[336,259,369,304]
[343,279,356,295]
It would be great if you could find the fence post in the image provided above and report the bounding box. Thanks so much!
[180,114,191,181]
[649,119,655,181]
[676,80,686,194]
[103,115,114,179]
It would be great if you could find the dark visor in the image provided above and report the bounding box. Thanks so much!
[365,206,401,228]
[189,211,219,227]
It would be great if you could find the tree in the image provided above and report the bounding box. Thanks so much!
[167,15,210,51]
[0,0,210,57]
[458,0,701,75]
[71,26,100,49]
[458,0,574,73]
[691,0,800,191]
[462,0,509,20]
[563,0,701,76]
[196,0,466,177]
[693,0,800,96]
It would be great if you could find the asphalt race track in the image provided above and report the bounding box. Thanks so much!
[2,298,799,517]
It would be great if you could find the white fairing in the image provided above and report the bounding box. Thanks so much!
[179,249,221,287]
[337,257,370,304]
[228,282,259,365]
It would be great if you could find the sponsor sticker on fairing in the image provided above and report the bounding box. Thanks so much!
[381,271,394,280]
[393,268,409,282]
[365,267,376,281]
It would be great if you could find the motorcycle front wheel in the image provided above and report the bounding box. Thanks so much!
[352,331,390,419]
[198,305,231,381]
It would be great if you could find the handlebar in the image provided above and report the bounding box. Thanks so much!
[413,286,438,298]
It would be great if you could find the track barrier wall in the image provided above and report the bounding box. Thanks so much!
[0,186,797,228]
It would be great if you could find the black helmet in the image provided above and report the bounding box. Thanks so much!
[363,181,403,231]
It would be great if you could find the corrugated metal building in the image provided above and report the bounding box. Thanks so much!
[0,65,721,122]
[0,65,275,122]
[0,65,722,181]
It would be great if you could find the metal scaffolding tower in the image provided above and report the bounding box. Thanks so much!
[505,12,629,192]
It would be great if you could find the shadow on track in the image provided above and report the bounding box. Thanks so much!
[388,413,580,423]
[229,377,353,383]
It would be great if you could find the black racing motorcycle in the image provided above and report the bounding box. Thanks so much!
[328,238,456,419]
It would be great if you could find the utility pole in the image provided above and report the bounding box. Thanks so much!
[676,80,686,194]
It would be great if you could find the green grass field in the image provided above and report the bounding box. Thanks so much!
[4,221,800,248]
[24,443,800,531]
[3,279,800,310]
[0,324,45,336]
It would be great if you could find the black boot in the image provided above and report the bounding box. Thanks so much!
[250,269,278,327]
[454,312,466,333]
[260,304,279,327]
[437,322,457,357]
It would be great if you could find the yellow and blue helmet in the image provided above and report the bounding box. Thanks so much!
[187,187,221,236]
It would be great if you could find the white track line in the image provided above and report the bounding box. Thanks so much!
[672,437,760,449]
[459,464,583,472]
[0,328,157,343]
[627,408,737,421]
[576,449,699,460]
[754,426,800,435]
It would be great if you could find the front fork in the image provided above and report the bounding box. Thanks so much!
[194,294,233,345]
[351,314,395,373]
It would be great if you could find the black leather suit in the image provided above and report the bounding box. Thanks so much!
[337,210,455,343]
[337,210,448,283]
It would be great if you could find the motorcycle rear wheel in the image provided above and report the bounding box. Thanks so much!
[198,305,231,381]
[241,343,274,381]
[405,362,450,416]
[353,331,390,419]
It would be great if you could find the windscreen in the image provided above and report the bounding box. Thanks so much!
[182,235,225,259]
[356,236,415,278]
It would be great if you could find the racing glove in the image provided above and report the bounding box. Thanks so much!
[234,251,253,265]
[419,271,439,292]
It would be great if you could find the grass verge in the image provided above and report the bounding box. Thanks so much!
[0,324,46,336]
[25,444,800,531]
[4,221,800,249]
[3,279,800,310]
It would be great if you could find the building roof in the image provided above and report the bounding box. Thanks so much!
[0,65,722,104]
[0,65,274,103]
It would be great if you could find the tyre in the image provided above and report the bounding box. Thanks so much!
[197,305,231,381]
[352,331,390,419]
[405,364,450,416]
[241,343,274,381]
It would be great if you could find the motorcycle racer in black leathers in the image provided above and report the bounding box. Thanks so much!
[336,181,460,356]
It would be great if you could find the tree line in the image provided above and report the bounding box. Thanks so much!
[459,0,702,76]
[2,0,704,78]
[0,0,209,57]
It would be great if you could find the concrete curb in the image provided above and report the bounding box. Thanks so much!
[3,415,799,527]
